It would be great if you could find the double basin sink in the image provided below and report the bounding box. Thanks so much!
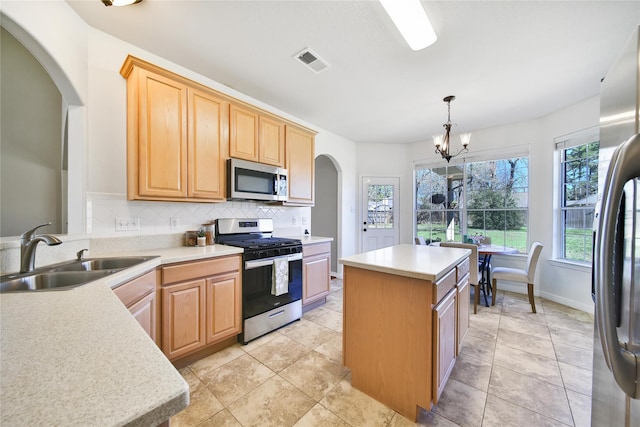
[0,256,158,293]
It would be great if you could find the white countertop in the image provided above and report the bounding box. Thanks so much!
[0,244,244,426]
[292,235,334,245]
[339,244,470,282]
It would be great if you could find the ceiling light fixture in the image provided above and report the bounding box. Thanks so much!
[433,96,471,163]
[379,0,437,51]
[101,0,142,6]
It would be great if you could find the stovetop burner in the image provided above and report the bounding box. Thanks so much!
[215,218,302,258]
[223,237,301,250]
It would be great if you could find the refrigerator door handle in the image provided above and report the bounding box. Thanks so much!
[595,132,640,399]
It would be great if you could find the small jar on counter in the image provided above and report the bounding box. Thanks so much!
[185,230,198,247]
[203,222,215,245]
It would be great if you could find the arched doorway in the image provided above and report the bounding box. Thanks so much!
[311,155,339,275]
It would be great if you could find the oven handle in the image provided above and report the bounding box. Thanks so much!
[245,253,303,270]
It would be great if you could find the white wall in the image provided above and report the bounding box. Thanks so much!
[0,0,359,277]
[2,0,595,311]
[402,97,599,312]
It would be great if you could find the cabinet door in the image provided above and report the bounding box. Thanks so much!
[205,271,242,344]
[285,126,315,205]
[457,275,470,353]
[303,254,330,306]
[188,88,229,200]
[230,104,259,162]
[128,291,157,343]
[433,288,457,403]
[259,114,285,167]
[136,68,188,198]
[162,279,206,360]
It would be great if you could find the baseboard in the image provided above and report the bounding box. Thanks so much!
[496,282,593,314]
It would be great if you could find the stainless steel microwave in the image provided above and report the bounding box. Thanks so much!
[228,158,288,202]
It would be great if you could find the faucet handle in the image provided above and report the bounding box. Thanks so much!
[76,249,89,261]
[20,222,53,241]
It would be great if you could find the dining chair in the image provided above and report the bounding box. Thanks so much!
[491,242,543,312]
[415,236,426,245]
[440,242,480,314]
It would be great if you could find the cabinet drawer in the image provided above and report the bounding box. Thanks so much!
[456,257,470,282]
[161,255,241,285]
[113,270,156,307]
[433,268,456,304]
[303,242,331,258]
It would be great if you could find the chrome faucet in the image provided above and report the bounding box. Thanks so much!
[20,223,62,273]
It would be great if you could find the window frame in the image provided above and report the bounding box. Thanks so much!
[414,151,530,252]
[555,128,599,264]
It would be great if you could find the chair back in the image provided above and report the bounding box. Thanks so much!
[440,242,478,286]
[415,236,426,245]
[526,242,544,282]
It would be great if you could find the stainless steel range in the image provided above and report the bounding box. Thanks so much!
[216,218,302,344]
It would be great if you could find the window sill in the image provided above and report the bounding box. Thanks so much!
[549,259,591,273]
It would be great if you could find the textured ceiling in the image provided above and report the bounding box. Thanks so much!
[66,0,640,144]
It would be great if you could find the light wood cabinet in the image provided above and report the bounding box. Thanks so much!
[230,105,285,167]
[284,126,315,206]
[161,278,206,360]
[302,242,331,306]
[121,56,228,202]
[160,255,241,361]
[433,287,457,404]
[343,250,470,422]
[457,275,470,352]
[113,270,157,343]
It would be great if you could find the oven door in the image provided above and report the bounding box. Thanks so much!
[243,253,302,320]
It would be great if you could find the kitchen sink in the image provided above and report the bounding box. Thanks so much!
[0,270,115,292]
[0,256,158,293]
[50,256,157,272]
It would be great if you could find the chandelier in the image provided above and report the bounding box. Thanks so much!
[433,96,471,163]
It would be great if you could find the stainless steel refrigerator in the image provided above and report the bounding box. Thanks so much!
[591,25,640,426]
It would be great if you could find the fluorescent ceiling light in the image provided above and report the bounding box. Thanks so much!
[379,0,437,50]
[101,0,142,6]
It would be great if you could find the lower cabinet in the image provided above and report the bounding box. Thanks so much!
[433,286,457,403]
[113,270,157,343]
[302,242,331,306]
[432,255,471,404]
[160,255,241,361]
[457,275,470,352]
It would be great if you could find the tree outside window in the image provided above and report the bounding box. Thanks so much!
[560,141,599,262]
[415,156,529,252]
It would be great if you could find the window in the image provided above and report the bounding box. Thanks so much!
[415,156,529,252]
[559,140,599,263]
[367,184,394,229]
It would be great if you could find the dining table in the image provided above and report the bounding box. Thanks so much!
[477,244,519,306]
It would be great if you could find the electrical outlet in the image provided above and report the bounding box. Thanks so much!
[292,216,297,225]
[115,217,128,231]
[170,217,180,230]
[131,217,140,230]
[302,217,307,226]
[115,217,140,231]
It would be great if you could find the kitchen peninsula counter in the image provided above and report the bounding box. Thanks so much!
[340,244,471,422]
[0,244,243,426]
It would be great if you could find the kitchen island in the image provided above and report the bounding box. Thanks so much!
[340,244,471,422]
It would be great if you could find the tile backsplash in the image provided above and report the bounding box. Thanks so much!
[86,193,310,237]
[0,193,310,273]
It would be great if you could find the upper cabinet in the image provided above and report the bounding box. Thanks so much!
[285,125,315,206]
[230,104,285,167]
[121,56,228,202]
[121,55,315,204]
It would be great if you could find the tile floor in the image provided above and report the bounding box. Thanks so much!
[171,279,594,427]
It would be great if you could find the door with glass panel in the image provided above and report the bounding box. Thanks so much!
[361,177,399,252]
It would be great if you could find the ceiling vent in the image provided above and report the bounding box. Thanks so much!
[294,48,330,73]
